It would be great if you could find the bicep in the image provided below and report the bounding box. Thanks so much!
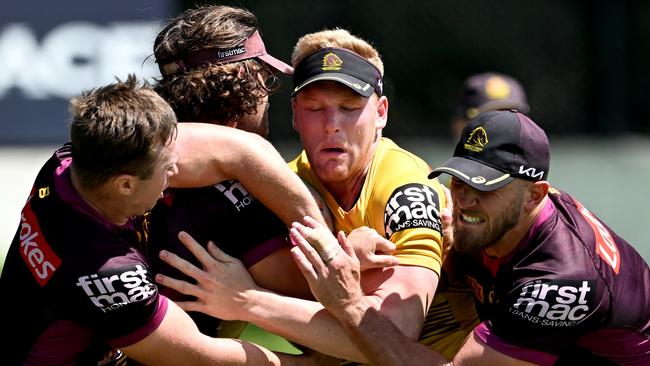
[171,123,325,226]
[361,265,439,339]
[171,122,278,187]
[121,300,282,365]
[171,123,234,187]
[121,300,208,364]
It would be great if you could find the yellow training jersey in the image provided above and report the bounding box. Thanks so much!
[289,137,478,360]
[290,137,444,272]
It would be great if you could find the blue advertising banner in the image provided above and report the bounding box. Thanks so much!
[0,1,177,143]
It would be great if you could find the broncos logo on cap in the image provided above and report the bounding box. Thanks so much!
[464,127,488,152]
[322,52,343,71]
[485,76,512,100]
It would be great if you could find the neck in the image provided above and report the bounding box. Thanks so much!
[326,168,368,211]
[70,166,129,226]
[484,195,548,258]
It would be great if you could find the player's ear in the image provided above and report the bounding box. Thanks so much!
[114,174,135,195]
[525,180,549,210]
[291,98,298,131]
[375,95,388,130]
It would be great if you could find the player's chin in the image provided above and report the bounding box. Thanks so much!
[142,200,159,214]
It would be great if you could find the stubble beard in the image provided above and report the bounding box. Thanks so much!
[452,193,524,253]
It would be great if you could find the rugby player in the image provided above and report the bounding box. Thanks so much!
[148,5,313,336]
[0,75,330,365]
[156,28,479,363]
[291,110,650,365]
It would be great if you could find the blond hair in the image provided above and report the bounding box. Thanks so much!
[291,29,384,75]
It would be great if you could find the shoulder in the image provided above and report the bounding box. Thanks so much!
[369,139,445,214]
[544,190,624,276]
[374,138,432,175]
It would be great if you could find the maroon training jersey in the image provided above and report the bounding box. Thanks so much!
[147,180,289,335]
[0,144,167,365]
[449,189,650,365]
[148,181,289,270]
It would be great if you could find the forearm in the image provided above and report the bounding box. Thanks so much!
[225,138,325,226]
[122,301,300,366]
[173,123,325,226]
[334,300,451,366]
[242,288,370,362]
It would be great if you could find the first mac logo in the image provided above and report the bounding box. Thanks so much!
[76,265,157,313]
[384,183,442,237]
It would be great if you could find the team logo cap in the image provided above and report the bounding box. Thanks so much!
[292,47,383,97]
[454,72,530,120]
[429,110,550,191]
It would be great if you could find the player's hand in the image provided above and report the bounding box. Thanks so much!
[289,216,364,317]
[441,185,454,260]
[155,231,257,321]
[346,226,399,271]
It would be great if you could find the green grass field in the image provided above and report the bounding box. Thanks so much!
[239,323,302,354]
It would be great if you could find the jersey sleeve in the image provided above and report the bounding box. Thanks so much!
[485,273,607,359]
[373,145,446,274]
[474,322,559,365]
[62,239,168,347]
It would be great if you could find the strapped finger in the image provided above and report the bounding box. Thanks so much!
[289,246,318,283]
[294,219,341,262]
[290,226,327,273]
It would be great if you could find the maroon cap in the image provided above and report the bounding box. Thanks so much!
[430,110,549,191]
[158,30,293,76]
[455,72,529,119]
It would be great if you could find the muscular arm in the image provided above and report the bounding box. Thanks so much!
[244,265,436,362]
[309,298,535,366]
[289,219,537,366]
[156,229,436,363]
[170,123,326,226]
[121,299,305,366]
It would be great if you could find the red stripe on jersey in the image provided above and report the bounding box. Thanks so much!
[19,201,62,286]
[573,199,620,274]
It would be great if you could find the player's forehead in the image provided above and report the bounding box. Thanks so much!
[297,81,366,100]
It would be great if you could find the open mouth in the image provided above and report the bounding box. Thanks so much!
[322,147,344,153]
[459,212,485,224]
